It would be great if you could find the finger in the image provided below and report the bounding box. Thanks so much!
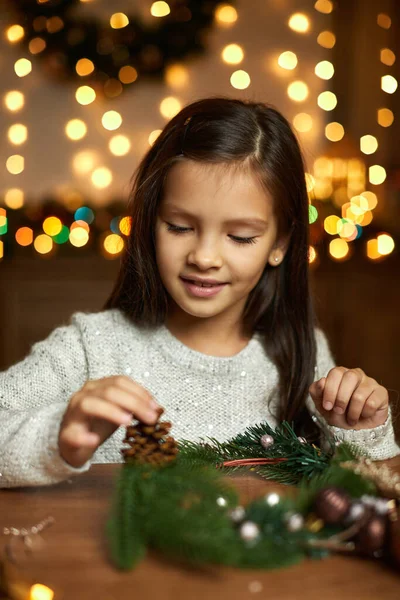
[78,396,136,426]
[360,386,388,419]
[309,377,325,398]
[96,376,161,410]
[321,367,348,411]
[330,369,361,414]
[98,384,159,421]
[345,384,375,425]
[59,421,100,449]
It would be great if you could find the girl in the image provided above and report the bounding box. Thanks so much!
[1,97,399,488]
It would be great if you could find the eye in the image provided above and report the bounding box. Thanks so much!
[166,223,258,245]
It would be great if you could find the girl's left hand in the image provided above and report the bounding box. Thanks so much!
[309,367,389,430]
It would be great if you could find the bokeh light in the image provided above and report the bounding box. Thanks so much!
[65,119,87,140]
[149,130,162,145]
[110,13,129,28]
[109,135,131,156]
[317,91,337,110]
[4,91,24,112]
[75,86,96,105]
[381,75,398,94]
[151,2,171,17]
[160,97,182,119]
[8,124,27,145]
[293,113,313,132]
[101,110,122,131]
[222,44,244,65]
[91,167,113,188]
[287,81,309,102]
[15,227,33,246]
[314,61,334,80]
[368,165,386,185]
[215,5,238,26]
[317,31,336,48]
[14,58,32,77]
[6,155,24,174]
[377,108,394,127]
[288,13,310,33]
[230,70,251,89]
[5,188,24,209]
[325,122,344,141]
[277,51,298,70]
[76,58,95,76]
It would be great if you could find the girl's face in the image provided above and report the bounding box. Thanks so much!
[155,160,288,337]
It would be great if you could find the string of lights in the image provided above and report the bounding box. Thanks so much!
[0,1,397,263]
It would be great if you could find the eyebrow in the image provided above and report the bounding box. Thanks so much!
[163,207,268,229]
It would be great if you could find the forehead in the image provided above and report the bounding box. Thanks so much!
[160,160,274,222]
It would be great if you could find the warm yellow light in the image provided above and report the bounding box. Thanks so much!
[91,167,112,188]
[358,210,373,226]
[277,51,298,70]
[317,31,336,48]
[380,48,396,66]
[76,58,95,76]
[7,25,25,43]
[150,2,171,17]
[34,234,53,255]
[317,91,337,110]
[72,151,97,175]
[287,81,309,102]
[109,135,131,156]
[222,44,244,64]
[377,13,391,29]
[315,61,334,80]
[119,216,132,236]
[314,157,333,178]
[377,233,395,255]
[338,220,357,240]
[8,124,28,145]
[75,85,96,105]
[309,245,317,263]
[360,135,378,155]
[15,226,33,246]
[104,233,124,254]
[43,216,62,236]
[65,119,87,140]
[215,4,238,26]
[6,155,24,174]
[29,37,46,54]
[110,13,129,28]
[369,165,386,185]
[165,64,189,88]
[149,129,162,145]
[377,108,394,127]
[360,191,378,211]
[324,215,340,235]
[329,238,349,259]
[313,180,333,200]
[69,227,89,247]
[101,110,122,131]
[288,13,310,33]
[4,90,24,112]
[29,582,54,599]
[230,70,251,89]
[46,17,64,34]
[14,58,32,77]
[160,96,182,119]
[325,121,345,142]
[381,75,398,94]
[293,113,313,132]
[366,239,380,260]
[314,0,333,14]
[5,188,24,209]
[119,65,138,84]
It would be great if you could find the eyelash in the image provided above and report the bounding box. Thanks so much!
[166,224,258,246]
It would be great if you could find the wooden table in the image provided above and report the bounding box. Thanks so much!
[1,459,400,600]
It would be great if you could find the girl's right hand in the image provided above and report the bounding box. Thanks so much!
[58,375,164,468]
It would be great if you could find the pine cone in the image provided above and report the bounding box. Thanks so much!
[121,410,179,467]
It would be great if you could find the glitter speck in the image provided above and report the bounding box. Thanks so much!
[240,370,246,376]
[125,367,132,374]
[208,424,214,430]
[217,385,222,390]
[95,330,100,335]
[144,371,150,377]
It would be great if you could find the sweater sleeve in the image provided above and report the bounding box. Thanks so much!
[0,313,94,488]
[305,328,400,460]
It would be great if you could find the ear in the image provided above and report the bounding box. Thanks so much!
[267,232,291,267]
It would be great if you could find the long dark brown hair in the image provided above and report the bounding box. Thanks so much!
[104,96,319,440]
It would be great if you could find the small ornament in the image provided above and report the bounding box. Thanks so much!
[240,521,260,542]
[260,434,274,449]
[305,514,324,533]
[356,514,388,556]
[285,512,304,532]
[264,492,280,506]
[345,501,366,524]
[229,505,246,523]
[297,436,307,444]
[313,487,351,525]
[216,496,227,507]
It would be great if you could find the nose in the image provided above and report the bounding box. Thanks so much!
[187,234,224,269]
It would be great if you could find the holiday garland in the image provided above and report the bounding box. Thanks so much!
[106,411,400,572]
[10,0,228,92]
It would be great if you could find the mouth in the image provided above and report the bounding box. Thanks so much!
[180,277,228,288]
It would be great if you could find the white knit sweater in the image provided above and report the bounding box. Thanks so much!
[0,308,399,488]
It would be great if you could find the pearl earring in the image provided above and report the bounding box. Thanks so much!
[274,257,279,263]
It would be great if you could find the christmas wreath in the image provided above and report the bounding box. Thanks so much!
[106,410,400,572]
[9,0,228,93]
